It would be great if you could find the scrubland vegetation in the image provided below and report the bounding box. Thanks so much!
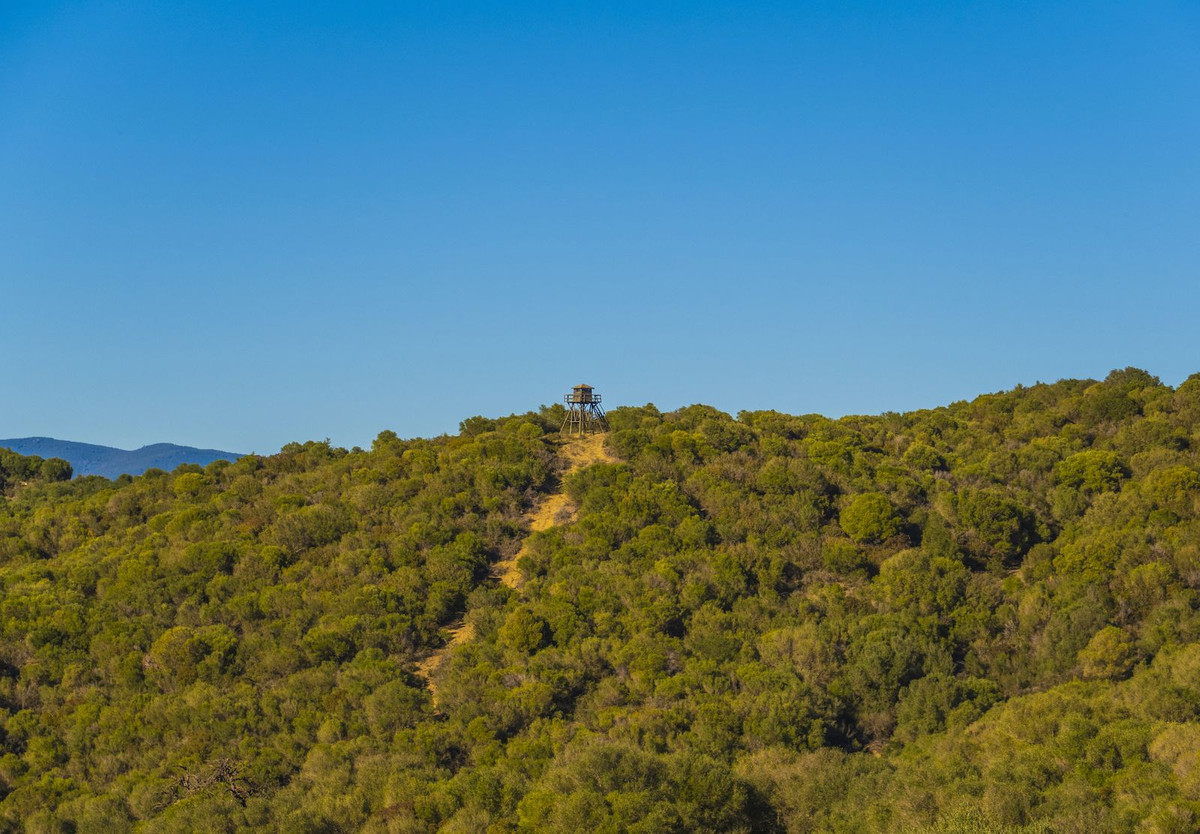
[2,368,1200,832]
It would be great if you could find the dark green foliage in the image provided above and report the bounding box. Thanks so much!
[2,370,1200,831]
[38,458,73,483]
[0,449,73,492]
[956,489,1038,562]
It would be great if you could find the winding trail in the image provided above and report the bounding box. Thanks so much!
[416,433,616,701]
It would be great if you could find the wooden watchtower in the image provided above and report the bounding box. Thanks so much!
[561,383,609,436]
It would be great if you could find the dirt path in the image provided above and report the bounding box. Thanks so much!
[413,620,474,683]
[417,433,616,701]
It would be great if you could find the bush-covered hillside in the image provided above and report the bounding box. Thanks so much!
[2,369,1200,832]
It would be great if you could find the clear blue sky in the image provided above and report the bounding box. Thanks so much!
[2,1,1198,453]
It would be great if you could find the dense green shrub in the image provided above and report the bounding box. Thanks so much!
[840,492,902,544]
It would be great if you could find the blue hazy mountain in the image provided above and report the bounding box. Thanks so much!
[0,437,243,478]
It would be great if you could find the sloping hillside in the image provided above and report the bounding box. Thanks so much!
[418,432,617,705]
[1,370,1199,832]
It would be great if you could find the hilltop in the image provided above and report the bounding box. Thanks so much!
[0,437,242,478]
[0,369,1198,832]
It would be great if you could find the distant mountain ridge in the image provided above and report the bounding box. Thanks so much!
[0,437,243,478]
